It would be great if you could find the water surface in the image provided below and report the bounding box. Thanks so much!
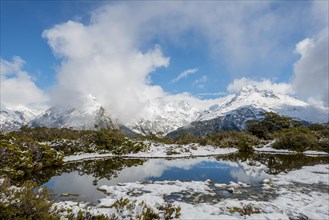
[42,153,329,203]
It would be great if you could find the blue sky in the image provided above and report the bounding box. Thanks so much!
[1,1,103,89]
[1,1,328,115]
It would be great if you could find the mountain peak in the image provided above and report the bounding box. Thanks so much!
[239,85,259,93]
[29,101,117,130]
[0,106,37,131]
[87,94,97,102]
[237,85,279,99]
[197,85,315,122]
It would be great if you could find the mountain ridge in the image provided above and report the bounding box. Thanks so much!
[1,86,328,134]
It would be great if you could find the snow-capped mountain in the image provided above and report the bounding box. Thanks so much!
[29,96,118,130]
[130,85,327,136]
[126,95,212,135]
[1,85,327,135]
[0,106,36,131]
[167,85,328,137]
[167,106,266,137]
[197,85,327,123]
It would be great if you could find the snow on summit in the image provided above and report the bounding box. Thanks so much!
[197,85,327,123]
[0,106,36,131]
[29,94,118,130]
[1,86,327,133]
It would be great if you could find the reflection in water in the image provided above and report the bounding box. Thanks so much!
[43,158,144,202]
[42,154,328,203]
[218,153,329,175]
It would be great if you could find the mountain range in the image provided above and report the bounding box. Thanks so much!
[1,85,328,136]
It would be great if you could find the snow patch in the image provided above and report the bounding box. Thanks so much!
[53,163,329,220]
[64,142,238,162]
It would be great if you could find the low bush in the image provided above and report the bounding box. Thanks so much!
[0,178,58,219]
[246,112,303,139]
[308,123,329,137]
[272,128,320,152]
[0,136,63,182]
[202,131,260,151]
[93,128,126,151]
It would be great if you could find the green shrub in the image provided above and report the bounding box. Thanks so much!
[308,123,329,138]
[93,128,126,151]
[0,178,58,219]
[246,112,303,139]
[0,136,63,182]
[272,128,319,152]
[140,134,174,145]
[158,203,181,220]
[174,134,200,145]
[202,131,260,150]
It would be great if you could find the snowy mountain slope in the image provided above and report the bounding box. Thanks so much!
[29,96,118,130]
[128,85,327,136]
[1,85,327,135]
[167,86,327,137]
[167,106,265,137]
[197,85,327,123]
[126,95,220,136]
[0,106,36,131]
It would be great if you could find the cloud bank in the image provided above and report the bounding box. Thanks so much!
[292,28,328,107]
[43,18,169,122]
[38,1,328,122]
[227,77,293,95]
[0,57,48,113]
[41,2,292,122]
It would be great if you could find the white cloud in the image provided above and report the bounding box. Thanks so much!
[0,56,25,75]
[292,28,328,107]
[170,68,198,84]
[227,77,293,94]
[194,75,208,89]
[0,57,48,113]
[196,92,226,97]
[43,15,170,122]
[41,2,328,122]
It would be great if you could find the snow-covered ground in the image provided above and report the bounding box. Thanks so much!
[53,164,329,219]
[64,140,328,163]
[63,142,238,162]
[254,140,328,155]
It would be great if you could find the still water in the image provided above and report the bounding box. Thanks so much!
[42,153,328,203]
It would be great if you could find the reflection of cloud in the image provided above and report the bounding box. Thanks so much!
[45,157,272,203]
[45,158,216,201]
[108,158,215,184]
[230,160,269,183]
[214,160,239,168]
[45,172,106,202]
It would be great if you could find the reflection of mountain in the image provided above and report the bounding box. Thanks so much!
[59,157,212,185]
[50,154,329,187]
[219,153,329,175]
[59,158,144,184]
[42,155,329,203]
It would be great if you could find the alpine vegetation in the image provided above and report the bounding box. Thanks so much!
[1,1,328,219]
